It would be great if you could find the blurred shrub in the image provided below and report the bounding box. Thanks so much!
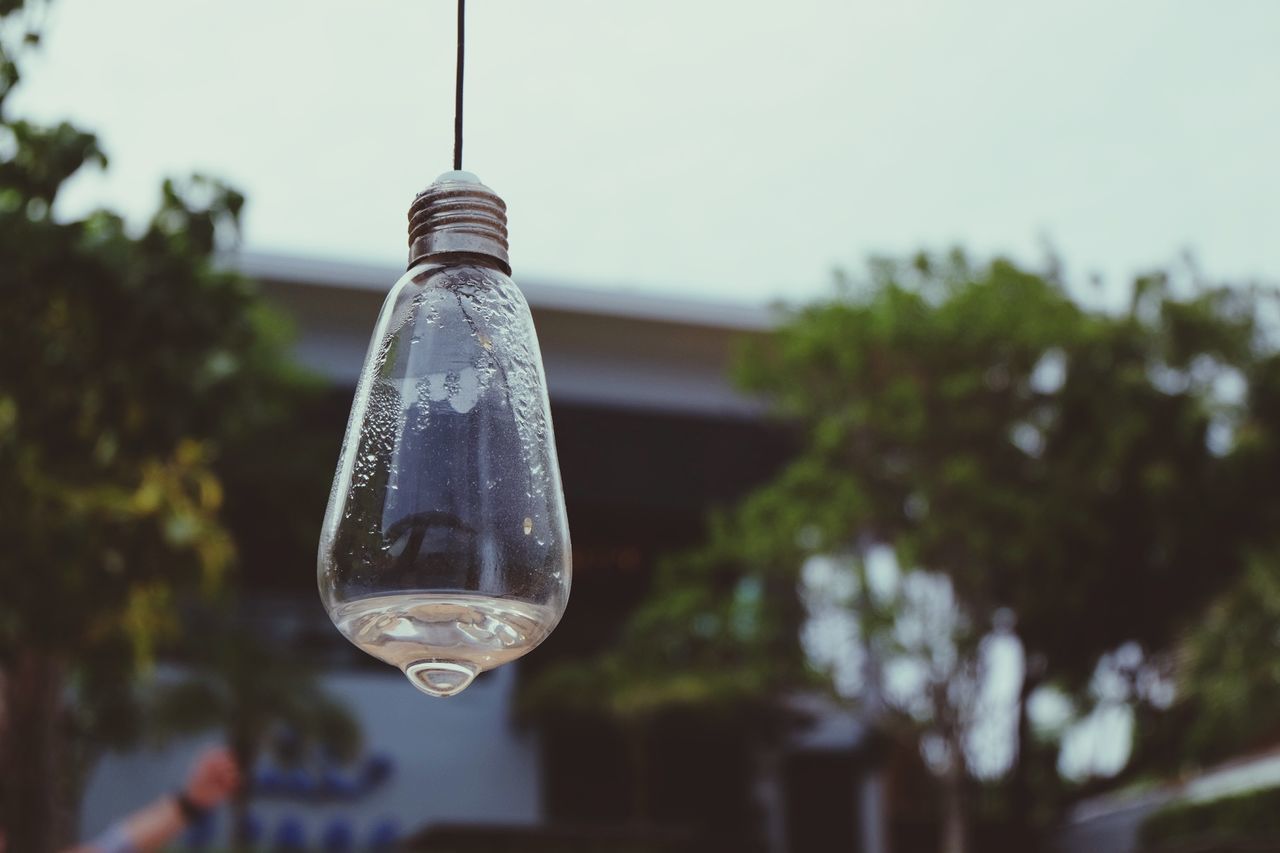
[1139,787,1280,851]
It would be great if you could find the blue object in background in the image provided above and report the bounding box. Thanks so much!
[367,817,400,851]
[320,767,359,799]
[360,754,395,791]
[320,817,355,852]
[248,748,396,803]
[254,765,286,796]
[272,816,308,851]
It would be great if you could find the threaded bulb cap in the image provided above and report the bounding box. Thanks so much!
[407,171,511,274]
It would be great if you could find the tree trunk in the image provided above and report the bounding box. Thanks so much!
[926,669,970,853]
[939,757,968,853]
[1010,662,1044,850]
[0,651,73,853]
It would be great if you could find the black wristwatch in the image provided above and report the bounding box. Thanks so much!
[174,791,209,824]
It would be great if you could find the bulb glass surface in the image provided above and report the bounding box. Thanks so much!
[319,261,570,696]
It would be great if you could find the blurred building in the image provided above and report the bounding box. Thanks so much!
[81,252,886,851]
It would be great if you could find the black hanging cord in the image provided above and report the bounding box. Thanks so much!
[453,0,465,171]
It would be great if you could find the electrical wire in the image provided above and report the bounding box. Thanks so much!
[453,0,465,171]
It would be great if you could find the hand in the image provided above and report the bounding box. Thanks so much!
[182,746,241,810]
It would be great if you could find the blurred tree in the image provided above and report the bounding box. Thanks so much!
[1130,555,1280,778]
[773,255,1263,851]
[534,251,1272,853]
[1131,349,1280,772]
[1178,554,1280,762]
[0,2,335,848]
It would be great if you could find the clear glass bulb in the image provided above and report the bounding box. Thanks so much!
[318,172,570,697]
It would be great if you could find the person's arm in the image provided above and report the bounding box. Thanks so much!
[69,747,240,853]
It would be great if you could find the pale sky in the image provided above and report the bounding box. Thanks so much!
[13,0,1280,303]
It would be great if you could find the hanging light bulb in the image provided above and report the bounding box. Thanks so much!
[318,170,571,697]
[318,2,568,697]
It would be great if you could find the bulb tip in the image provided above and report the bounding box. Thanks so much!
[434,169,483,185]
[404,660,478,697]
